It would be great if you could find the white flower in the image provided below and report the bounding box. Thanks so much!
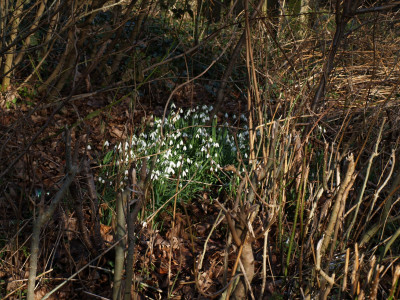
[104,141,109,147]
[183,146,187,151]
[166,166,175,175]
[98,177,102,182]
[150,131,157,140]
[87,145,91,150]
[224,113,228,118]
[171,103,176,109]
[172,114,180,123]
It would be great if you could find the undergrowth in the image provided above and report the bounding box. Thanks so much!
[98,103,250,211]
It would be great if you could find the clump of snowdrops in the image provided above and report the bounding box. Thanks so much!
[99,103,250,208]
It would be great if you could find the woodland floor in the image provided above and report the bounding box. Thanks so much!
[0,83,277,299]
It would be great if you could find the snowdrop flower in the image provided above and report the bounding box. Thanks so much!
[150,131,157,140]
[104,141,110,147]
[172,114,180,123]
[183,146,187,151]
[171,103,176,109]
[87,145,91,150]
